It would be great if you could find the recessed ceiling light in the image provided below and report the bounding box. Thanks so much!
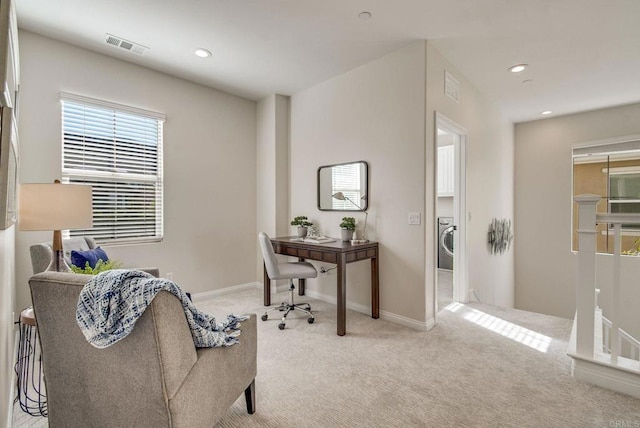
[358,11,372,20]
[541,110,552,115]
[508,64,527,73]
[194,48,212,58]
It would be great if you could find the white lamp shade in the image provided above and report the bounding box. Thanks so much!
[18,183,93,231]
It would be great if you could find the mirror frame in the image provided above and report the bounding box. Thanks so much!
[317,160,369,211]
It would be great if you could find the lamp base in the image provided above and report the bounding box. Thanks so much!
[45,249,72,272]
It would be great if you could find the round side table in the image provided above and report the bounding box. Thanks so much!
[15,307,47,417]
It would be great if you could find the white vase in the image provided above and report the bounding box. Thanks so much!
[297,226,308,238]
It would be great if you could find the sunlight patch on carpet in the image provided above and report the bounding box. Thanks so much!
[444,302,464,312]
[445,304,552,353]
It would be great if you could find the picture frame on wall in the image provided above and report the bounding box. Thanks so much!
[0,106,17,229]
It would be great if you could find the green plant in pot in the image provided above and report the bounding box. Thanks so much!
[340,217,356,241]
[291,216,313,237]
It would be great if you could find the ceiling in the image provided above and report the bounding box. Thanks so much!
[15,0,640,123]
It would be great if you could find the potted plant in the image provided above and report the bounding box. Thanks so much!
[340,217,356,241]
[291,215,313,237]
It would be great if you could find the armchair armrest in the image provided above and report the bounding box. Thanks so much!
[168,314,257,427]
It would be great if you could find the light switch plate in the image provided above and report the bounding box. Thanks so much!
[408,212,421,225]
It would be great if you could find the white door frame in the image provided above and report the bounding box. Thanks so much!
[435,112,469,306]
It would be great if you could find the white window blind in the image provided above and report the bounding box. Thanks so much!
[61,94,164,245]
[331,164,362,210]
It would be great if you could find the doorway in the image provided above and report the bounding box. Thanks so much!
[435,113,468,313]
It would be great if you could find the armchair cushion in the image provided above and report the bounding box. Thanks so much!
[70,246,109,269]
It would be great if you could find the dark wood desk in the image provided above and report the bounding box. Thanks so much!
[263,236,379,336]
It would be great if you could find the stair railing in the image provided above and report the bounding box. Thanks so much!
[575,194,640,368]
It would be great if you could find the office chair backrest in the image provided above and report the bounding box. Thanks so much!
[258,232,280,279]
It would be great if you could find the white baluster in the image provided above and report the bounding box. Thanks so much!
[611,223,621,364]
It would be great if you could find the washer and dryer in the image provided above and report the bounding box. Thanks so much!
[438,217,454,270]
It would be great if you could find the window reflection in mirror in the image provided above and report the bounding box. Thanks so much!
[573,143,640,254]
[318,161,368,211]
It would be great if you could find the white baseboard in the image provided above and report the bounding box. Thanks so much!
[192,281,433,332]
[304,289,432,332]
[191,282,261,303]
[272,283,290,293]
[571,356,640,399]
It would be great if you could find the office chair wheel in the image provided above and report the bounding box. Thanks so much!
[261,314,268,321]
[307,317,314,324]
[278,323,286,330]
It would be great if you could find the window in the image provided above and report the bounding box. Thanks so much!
[609,170,640,216]
[61,93,165,245]
[331,163,363,210]
[572,136,640,253]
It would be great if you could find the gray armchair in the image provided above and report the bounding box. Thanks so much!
[29,271,257,427]
[30,236,160,277]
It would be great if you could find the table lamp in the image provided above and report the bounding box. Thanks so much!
[332,191,368,243]
[19,180,93,271]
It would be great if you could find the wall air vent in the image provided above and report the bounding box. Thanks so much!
[105,34,148,55]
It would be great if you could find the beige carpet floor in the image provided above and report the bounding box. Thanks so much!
[13,287,640,427]
[209,288,640,427]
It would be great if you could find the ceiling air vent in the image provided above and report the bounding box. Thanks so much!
[105,34,148,55]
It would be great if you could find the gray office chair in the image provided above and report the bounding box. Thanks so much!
[259,232,317,330]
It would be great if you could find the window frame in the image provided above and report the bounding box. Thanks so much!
[572,134,640,252]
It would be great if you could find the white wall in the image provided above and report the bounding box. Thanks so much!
[256,94,289,281]
[515,102,640,323]
[425,43,515,310]
[437,197,453,218]
[15,31,257,311]
[0,226,15,427]
[290,41,429,324]
[286,40,514,327]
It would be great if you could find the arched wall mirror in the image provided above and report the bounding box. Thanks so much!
[317,161,368,211]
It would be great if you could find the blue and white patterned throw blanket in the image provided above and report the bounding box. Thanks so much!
[76,269,248,349]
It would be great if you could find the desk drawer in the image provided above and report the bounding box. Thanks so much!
[278,246,335,263]
[346,249,376,263]
[285,247,298,257]
[322,252,337,263]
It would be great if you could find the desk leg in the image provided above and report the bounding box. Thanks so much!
[371,256,379,319]
[298,257,306,295]
[263,263,271,306]
[337,254,347,336]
